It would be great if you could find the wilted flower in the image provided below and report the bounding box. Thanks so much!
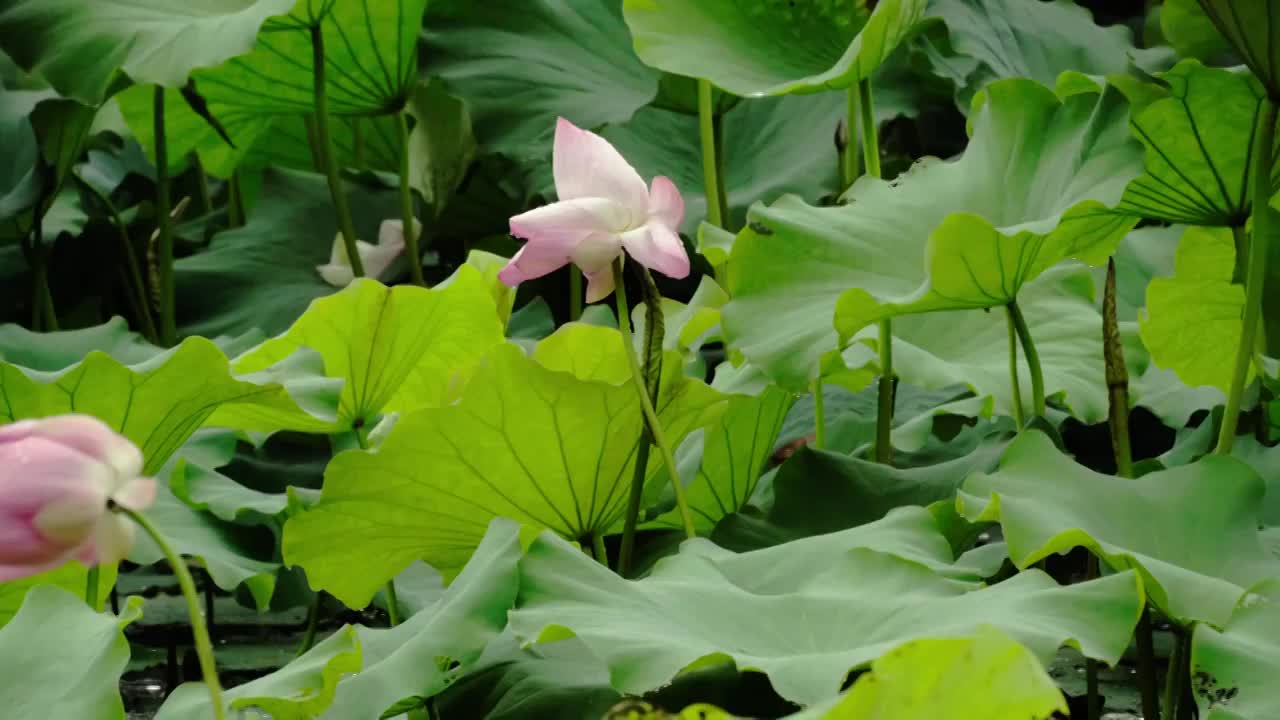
[0,415,156,580]
[317,219,413,287]
[499,117,689,302]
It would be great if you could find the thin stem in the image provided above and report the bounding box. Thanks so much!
[193,154,213,216]
[77,174,158,342]
[569,267,583,321]
[712,111,729,230]
[591,532,608,567]
[154,86,176,346]
[310,25,364,278]
[874,320,894,463]
[296,593,321,656]
[1007,300,1046,417]
[397,111,425,286]
[1084,556,1102,720]
[227,171,245,228]
[1216,98,1277,454]
[857,79,882,180]
[1163,630,1188,720]
[1135,608,1162,720]
[121,507,225,720]
[617,269,664,575]
[812,379,826,450]
[697,79,725,229]
[85,565,100,610]
[384,581,402,626]
[1005,305,1026,427]
[612,258,696,539]
[1104,258,1133,477]
[25,212,58,332]
[842,85,861,191]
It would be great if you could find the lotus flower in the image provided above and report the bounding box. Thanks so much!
[317,219,414,287]
[499,118,689,302]
[0,415,156,580]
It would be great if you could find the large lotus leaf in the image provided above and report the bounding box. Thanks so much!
[284,328,724,607]
[0,316,158,367]
[158,519,519,720]
[1139,225,1246,393]
[1117,61,1272,225]
[1192,578,1280,720]
[247,114,401,174]
[174,168,400,339]
[230,273,505,431]
[0,586,142,720]
[622,0,926,97]
[651,386,794,533]
[829,79,1142,342]
[922,0,1157,108]
[1161,0,1236,64]
[1187,0,1280,100]
[0,560,115,629]
[510,528,1141,706]
[789,625,1066,720]
[717,432,1009,551]
[408,78,476,221]
[421,0,659,165]
[0,336,320,474]
[190,0,428,118]
[0,85,52,219]
[0,0,294,105]
[958,430,1280,627]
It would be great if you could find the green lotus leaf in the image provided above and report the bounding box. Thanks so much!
[284,325,724,607]
[1192,577,1280,719]
[958,430,1280,627]
[1117,61,1272,225]
[650,385,794,533]
[0,560,115,629]
[0,586,142,720]
[421,0,659,164]
[157,519,520,719]
[509,524,1141,705]
[230,272,505,432]
[622,0,927,97]
[922,0,1162,108]
[1161,0,1237,63]
[829,79,1141,343]
[1139,225,1247,393]
[792,625,1065,719]
[0,85,53,219]
[190,0,427,118]
[0,0,294,105]
[174,168,401,339]
[1186,0,1280,100]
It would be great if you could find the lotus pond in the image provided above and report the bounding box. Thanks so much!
[2,0,1280,718]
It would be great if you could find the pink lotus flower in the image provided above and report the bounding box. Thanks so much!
[0,415,156,580]
[317,219,413,287]
[499,118,689,303]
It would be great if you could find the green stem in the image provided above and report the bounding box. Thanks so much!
[296,593,321,657]
[310,25,364,278]
[591,532,608,567]
[1216,98,1277,455]
[1164,630,1188,720]
[26,209,58,332]
[77,175,158,343]
[569,267,584,321]
[842,85,861,191]
[193,154,213,216]
[227,171,245,228]
[1005,305,1026,427]
[713,112,729,230]
[121,508,225,720]
[617,269,664,575]
[85,565,100,610]
[812,378,826,450]
[858,79,882,180]
[154,86,176,346]
[1083,558,1102,720]
[397,111,425,286]
[874,320,894,463]
[1135,608,1162,720]
[612,258,695,539]
[697,79,725,229]
[1104,258,1134,477]
[384,581,402,626]
[1007,300,1045,417]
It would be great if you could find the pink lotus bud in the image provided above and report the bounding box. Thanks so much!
[0,415,156,580]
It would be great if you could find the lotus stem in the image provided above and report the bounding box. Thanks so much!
[569,267,583,321]
[1005,305,1026,427]
[121,507,225,720]
[1007,300,1045,417]
[76,174,158,343]
[227,171,245,228]
[154,86,176,346]
[1135,608,1162,720]
[295,592,321,657]
[310,25,364,278]
[384,580,402,626]
[856,79,894,464]
[697,79,726,229]
[1216,98,1277,454]
[592,532,609,567]
[397,111,425,286]
[612,258,696,541]
[618,267,665,574]
[85,565,100,610]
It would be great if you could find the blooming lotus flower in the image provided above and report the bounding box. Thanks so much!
[317,219,414,287]
[0,415,156,580]
[499,118,689,303]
